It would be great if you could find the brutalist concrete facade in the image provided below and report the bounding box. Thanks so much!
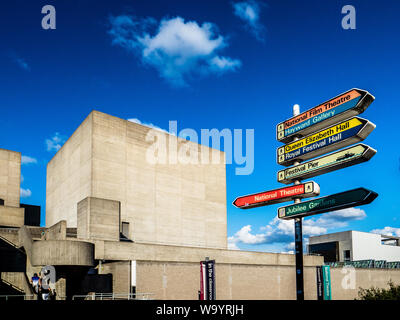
[46,111,227,249]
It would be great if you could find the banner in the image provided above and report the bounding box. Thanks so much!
[322,265,332,300]
[206,260,216,300]
[199,262,205,300]
[200,260,216,300]
[316,266,324,300]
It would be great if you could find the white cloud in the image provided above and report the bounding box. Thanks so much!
[109,15,241,86]
[227,239,240,250]
[128,118,169,133]
[305,208,366,229]
[233,0,266,42]
[20,188,32,198]
[45,133,66,152]
[209,56,241,72]
[229,207,368,250]
[371,226,400,237]
[21,155,37,165]
[229,225,267,245]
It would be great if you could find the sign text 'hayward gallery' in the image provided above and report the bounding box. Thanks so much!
[276,88,374,143]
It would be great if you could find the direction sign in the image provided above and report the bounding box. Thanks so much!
[276,88,374,143]
[277,117,375,167]
[233,181,320,209]
[277,144,377,184]
[277,187,378,220]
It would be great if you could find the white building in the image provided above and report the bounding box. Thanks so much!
[308,230,400,263]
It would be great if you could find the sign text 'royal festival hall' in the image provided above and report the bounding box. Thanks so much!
[277,143,377,184]
[277,117,375,167]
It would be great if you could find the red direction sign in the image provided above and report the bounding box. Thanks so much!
[233,181,320,209]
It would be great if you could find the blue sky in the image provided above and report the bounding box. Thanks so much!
[1,0,399,253]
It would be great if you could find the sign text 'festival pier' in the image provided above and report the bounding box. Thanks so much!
[233,88,378,301]
[277,143,377,184]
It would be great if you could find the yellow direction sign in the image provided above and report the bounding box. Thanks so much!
[277,144,377,184]
[277,117,375,167]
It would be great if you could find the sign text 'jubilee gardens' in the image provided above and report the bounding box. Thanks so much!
[233,88,378,300]
[234,88,378,217]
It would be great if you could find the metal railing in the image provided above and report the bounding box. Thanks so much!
[72,292,154,300]
[0,294,34,301]
[0,278,25,294]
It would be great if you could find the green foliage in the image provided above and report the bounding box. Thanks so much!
[357,280,400,300]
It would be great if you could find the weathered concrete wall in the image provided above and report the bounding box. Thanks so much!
[330,267,400,300]
[100,261,131,294]
[94,241,324,267]
[18,226,33,262]
[95,241,322,299]
[77,197,120,241]
[31,240,95,266]
[136,261,318,300]
[135,261,400,300]
[46,110,227,249]
[0,148,21,208]
[46,113,93,227]
[0,227,20,246]
[0,272,33,298]
[0,206,24,228]
[45,220,67,240]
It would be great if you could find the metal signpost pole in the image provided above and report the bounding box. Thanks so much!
[235,88,377,301]
[292,104,304,301]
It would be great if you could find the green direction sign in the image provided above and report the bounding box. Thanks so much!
[277,188,378,220]
[277,144,377,184]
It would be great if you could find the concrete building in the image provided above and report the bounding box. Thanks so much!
[0,148,40,228]
[1,110,400,300]
[46,111,227,249]
[309,230,400,263]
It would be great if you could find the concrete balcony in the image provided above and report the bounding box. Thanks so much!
[31,240,94,266]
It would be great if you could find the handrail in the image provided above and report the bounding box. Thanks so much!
[72,292,155,300]
[0,278,25,293]
[0,234,25,254]
[0,294,34,301]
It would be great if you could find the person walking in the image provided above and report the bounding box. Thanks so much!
[30,273,40,294]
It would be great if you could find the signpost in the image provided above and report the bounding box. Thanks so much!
[232,181,320,209]
[276,88,374,143]
[277,188,378,220]
[233,88,378,301]
[277,117,375,167]
[277,144,377,184]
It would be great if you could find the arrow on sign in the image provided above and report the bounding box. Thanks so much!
[233,181,320,209]
[277,117,375,167]
[276,88,374,143]
[277,187,378,220]
[277,143,377,184]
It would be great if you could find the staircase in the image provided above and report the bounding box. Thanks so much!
[0,230,36,299]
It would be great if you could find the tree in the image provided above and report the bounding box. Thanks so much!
[357,280,400,300]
